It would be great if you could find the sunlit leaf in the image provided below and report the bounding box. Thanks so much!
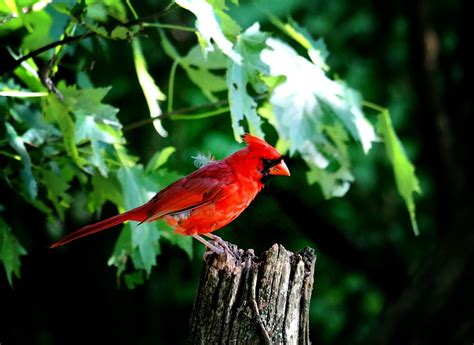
[227,23,267,141]
[256,32,377,197]
[0,90,47,97]
[132,38,168,137]
[271,17,329,69]
[0,218,27,287]
[378,110,421,235]
[176,0,241,63]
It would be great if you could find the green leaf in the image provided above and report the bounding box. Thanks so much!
[60,84,120,124]
[227,23,268,141]
[5,122,38,200]
[87,173,123,213]
[176,0,241,63]
[306,121,354,198]
[0,218,27,287]
[21,10,53,53]
[116,165,161,275]
[186,67,227,101]
[110,26,131,40]
[261,37,377,155]
[146,146,176,173]
[41,167,73,220]
[132,38,168,137]
[57,83,122,175]
[160,221,193,260]
[42,94,85,168]
[124,271,145,289]
[75,114,120,176]
[108,224,132,278]
[182,44,228,69]
[377,111,421,235]
[271,17,329,69]
[255,31,377,197]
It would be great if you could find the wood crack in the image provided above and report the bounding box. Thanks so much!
[187,243,316,344]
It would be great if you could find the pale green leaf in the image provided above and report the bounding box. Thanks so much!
[378,111,421,235]
[182,44,228,69]
[186,67,227,101]
[305,121,354,198]
[132,38,168,137]
[0,218,27,287]
[271,17,329,69]
[256,32,378,197]
[5,122,37,200]
[176,0,241,63]
[227,23,268,141]
[260,37,377,156]
[0,90,47,97]
[307,164,354,198]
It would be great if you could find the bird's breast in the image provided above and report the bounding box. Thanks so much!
[168,179,261,235]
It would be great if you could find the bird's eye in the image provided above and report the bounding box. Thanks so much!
[261,157,282,171]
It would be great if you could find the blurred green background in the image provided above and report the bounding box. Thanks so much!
[1,0,472,344]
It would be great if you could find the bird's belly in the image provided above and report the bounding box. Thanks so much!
[164,189,258,235]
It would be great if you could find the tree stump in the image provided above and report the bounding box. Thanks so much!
[188,243,316,344]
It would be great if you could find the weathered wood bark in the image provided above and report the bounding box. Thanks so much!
[188,243,316,344]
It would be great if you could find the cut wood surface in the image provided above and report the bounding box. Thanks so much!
[188,243,316,344]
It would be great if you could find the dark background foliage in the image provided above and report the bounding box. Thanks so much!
[1,0,472,344]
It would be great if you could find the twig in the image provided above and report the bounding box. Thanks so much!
[39,54,64,101]
[7,4,177,73]
[123,93,268,131]
[250,267,272,345]
[123,99,229,131]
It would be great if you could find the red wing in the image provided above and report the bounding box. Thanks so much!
[143,161,234,221]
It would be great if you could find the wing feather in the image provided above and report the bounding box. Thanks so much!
[143,161,234,221]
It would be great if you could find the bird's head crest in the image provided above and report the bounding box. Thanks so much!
[242,134,280,157]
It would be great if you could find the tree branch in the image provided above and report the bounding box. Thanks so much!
[123,100,229,131]
[6,4,177,73]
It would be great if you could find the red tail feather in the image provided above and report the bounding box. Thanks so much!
[49,205,149,249]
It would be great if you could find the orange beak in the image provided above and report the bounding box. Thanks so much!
[269,159,290,176]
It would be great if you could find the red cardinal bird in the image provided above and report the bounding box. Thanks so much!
[49,134,290,253]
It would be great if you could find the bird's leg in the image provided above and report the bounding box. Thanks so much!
[192,234,224,255]
[203,233,231,253]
